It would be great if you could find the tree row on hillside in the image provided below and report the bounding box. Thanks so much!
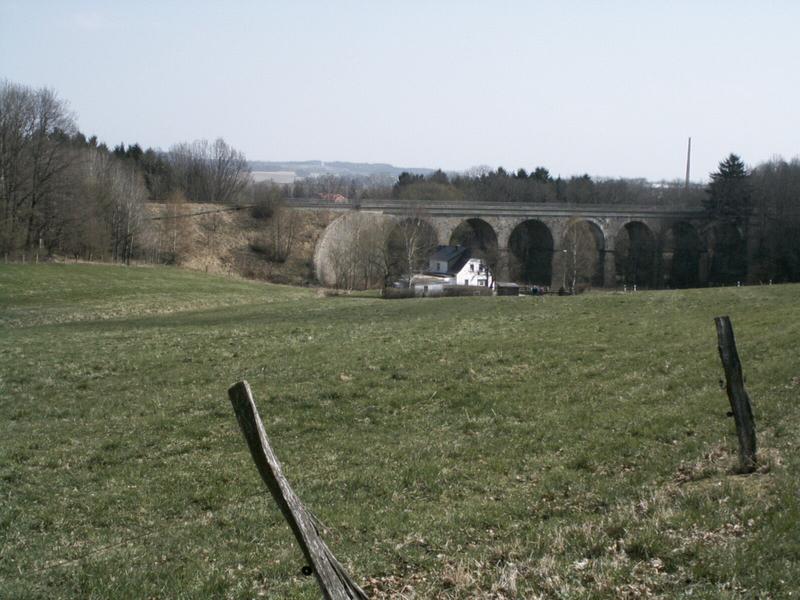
[0,79,251,262]
[381,166,708,207]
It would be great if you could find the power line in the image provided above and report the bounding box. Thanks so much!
[146,204,253,221]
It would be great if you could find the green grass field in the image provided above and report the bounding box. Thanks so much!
[1,263,798,599]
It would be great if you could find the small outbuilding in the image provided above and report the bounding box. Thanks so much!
[495,282,520,296]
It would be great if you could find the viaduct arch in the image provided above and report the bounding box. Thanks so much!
[312,199,737,289]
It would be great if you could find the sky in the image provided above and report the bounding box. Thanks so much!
[1,1,798,182]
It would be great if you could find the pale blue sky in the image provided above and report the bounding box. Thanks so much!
[2,1,798,181]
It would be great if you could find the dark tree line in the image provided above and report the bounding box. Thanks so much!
[112,142,173,202]
[705,153,800,283]
[109,138,250,205]
[380,166,708,207]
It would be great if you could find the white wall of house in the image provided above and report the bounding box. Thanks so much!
[454,258,491,287]
[411,274,452,286]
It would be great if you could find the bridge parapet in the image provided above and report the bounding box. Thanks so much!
[353,199,705,221]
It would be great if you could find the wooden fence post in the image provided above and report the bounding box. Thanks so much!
[714,316,757,473]
[228,380,369,599]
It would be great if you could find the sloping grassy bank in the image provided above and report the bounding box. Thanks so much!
[1,264,798,598]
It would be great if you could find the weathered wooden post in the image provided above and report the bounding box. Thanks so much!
[228,381,369,599]
[714,316,757,473]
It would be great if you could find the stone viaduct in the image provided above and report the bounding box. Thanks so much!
[308,199,747,289]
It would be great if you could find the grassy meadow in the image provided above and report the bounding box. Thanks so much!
[1,263,798,598]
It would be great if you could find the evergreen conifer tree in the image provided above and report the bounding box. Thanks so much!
[705,154,752,225]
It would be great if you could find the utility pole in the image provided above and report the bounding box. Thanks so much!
[685,137,692,188]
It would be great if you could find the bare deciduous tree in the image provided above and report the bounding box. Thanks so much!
[327,215,393,290]
[167,138,249,204]
[387,206,437,285]
[268,203,299,263]
[247,183,300,265]
[160,190,192,263]
[563,218,601,293]
[210,138,249,205]
[0,80,76,254]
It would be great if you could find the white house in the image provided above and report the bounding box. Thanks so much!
[411,245,493,290]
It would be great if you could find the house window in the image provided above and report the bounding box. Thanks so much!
[469,263,474,272]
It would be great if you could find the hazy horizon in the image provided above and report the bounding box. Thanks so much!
[2,1,798,182]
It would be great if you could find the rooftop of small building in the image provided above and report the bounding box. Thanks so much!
[429,245,468,263]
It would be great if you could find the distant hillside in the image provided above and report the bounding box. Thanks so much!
[249,160,434,180]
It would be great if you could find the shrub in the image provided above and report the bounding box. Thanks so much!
[250,198,276,220]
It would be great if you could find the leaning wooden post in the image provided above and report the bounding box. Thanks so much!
[228,381,369,599]
[714,316,757,473]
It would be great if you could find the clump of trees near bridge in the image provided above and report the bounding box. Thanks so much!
[703,153,800,284]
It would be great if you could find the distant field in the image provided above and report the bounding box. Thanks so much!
[251,171,297,185]
[1,264,798,599]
